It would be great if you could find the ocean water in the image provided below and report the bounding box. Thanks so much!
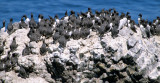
[0,0,160,27]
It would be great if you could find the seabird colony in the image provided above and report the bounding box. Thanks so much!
[0,8,160,82]
[0,7,160,69]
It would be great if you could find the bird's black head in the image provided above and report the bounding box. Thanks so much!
[101,8,105,12]
[3,20,5,27]
[41,15,44,19]
[116,12,119,16]
[88,7,91,11]
[77,13,80,17]
[31,13,33,18]
[120,13,125,18]
[10,18,13,22]
[71,10,75,15]
[149,22,152,25]
[55,14,58,19]
[127,16,131,19]
[157,16,160,20]
[13,36,16,40]
[38,14,41,18]
[3,40,6,46]
[21,18,24,22]
[126,12,130,15]
[138,14,142,17]
[95,10,100,15]
[65,11,68,16]
[109,9,112,12]
[113,8,116,13]
[23,15,27,19]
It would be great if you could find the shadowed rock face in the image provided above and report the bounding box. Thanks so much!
[0,8,160,83]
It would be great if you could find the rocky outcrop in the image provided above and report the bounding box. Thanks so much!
[0,24,160,83]
[0,8,160,82]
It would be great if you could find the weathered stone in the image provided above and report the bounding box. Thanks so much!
[127,37,137,49]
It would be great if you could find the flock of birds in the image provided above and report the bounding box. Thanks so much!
[0,8,160,57]
[0,8,160,75]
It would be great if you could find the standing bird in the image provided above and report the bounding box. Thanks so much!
[29,13,37,29]
[53,30,60,43]
[58,35,67,48]
[38,15,45,27]
[155,24,160,35]
[150,23,156,35]
[55,14,60,24]
[23,15,30,24]
[144,24,150,38]
[7,18,13,34]
[0,45,4,55]
[63,11,69,23]
[0,40,6,55]
[5,57,12,71]
[18,66,28,78]
[139,22,147,38]
[11,53,18,67]
[19,18,28,29]
[38,14,42,22]
[111,24,119,38]
[0,61,5,71]
[22,43,31,56]
[10,37,18,52]
[138,14,142,26]
[118,12,128,30]
[40,41,48,55]
[1,20,5,32]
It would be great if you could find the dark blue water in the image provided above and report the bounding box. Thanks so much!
[0,0,160,27]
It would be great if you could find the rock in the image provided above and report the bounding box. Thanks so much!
[66,39,80,54]
[99,73,108,79]
[80,78,89,83]
[127,37,137,49]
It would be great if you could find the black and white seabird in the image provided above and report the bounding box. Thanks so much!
[10,37,18,52]
[150,22,156,35]
[11,53,18,67]
[53,30,60,43]
[29,13,37,29]
[22,43,31,56]
[138,13,142,25]
[0,61,5,71]
[38,15,45,27]
[55,14,60,24]
[118,12,128,30]
[130,20,137,33]
[23,15,30,24]
[40,40,48,55]
[58,35,67,48]
[0,45,4,55]
[63,11,69,23]
[139,22,147,38]
[45,24,53,38]
[1,20,6,32]
[5,57,12,71]
[0,40,5,55]
[87,7,92,18]
[18,66,28,78]
[38,14,42,22]
[155,24,160,35]
[111,24,119,38]
[19,18,28,29]
[144,24,150,38]
[7,18,13,34]
[153,16,160,25]
[28,29,40,42]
